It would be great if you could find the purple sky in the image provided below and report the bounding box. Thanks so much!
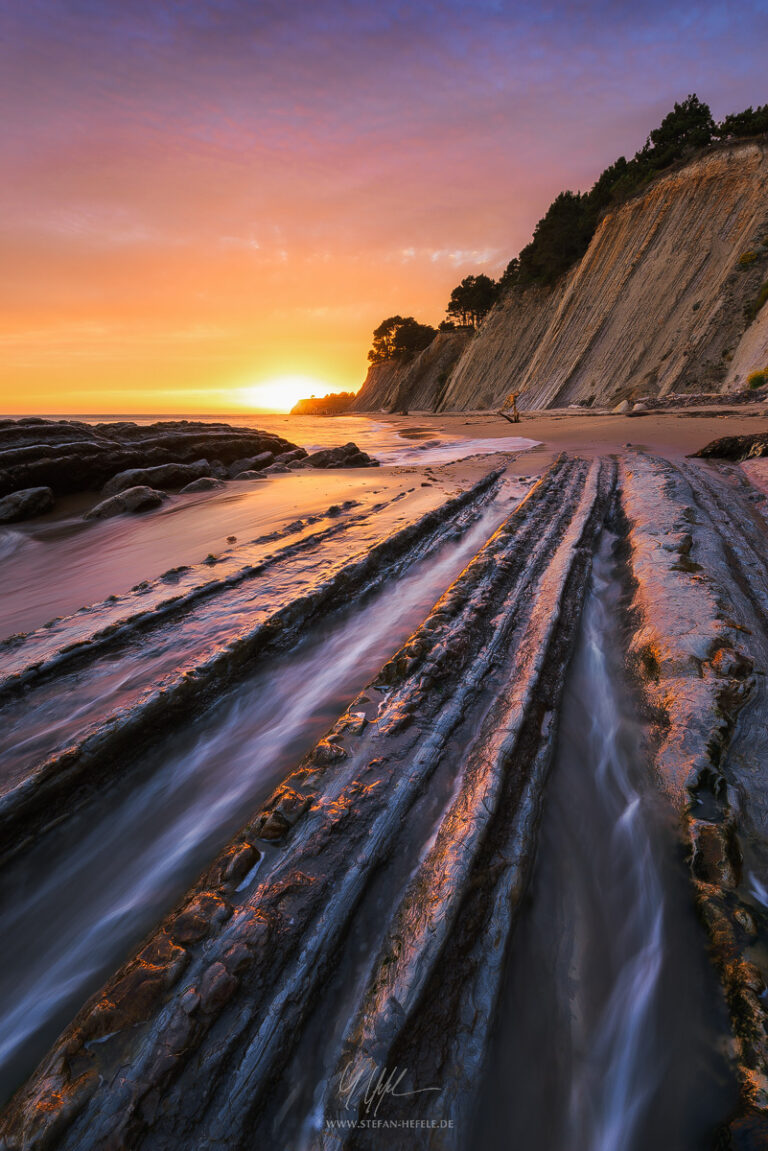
[1,0,766,411]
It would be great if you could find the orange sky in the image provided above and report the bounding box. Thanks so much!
[2,2,767,415]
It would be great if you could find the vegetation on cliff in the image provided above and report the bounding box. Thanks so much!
[446,274,500,327]
[367,315,437,363]
[501,96,768,289]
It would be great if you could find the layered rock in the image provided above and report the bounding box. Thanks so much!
[351,330,471,411]
[354,142,768,412]
[0,419,300,501]
[436,283,564,411]
[513,143,768,409]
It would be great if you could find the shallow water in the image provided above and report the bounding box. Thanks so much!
[0,497,511,1106]
[473,532,736,1150]
[0,415,536,637]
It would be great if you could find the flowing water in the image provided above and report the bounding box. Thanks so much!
[473,532,736,1150]
[0,498,510,1106]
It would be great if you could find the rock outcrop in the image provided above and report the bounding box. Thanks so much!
[102,460,211,497]
[353,142,768,412]
[0,487,53,524]
[0,419,301,502]
[437,283,565,411]
[351,330,471,411]
[85,486,168,520]
[510,143,768,410]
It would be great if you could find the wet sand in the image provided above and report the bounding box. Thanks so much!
[375,406,768,471]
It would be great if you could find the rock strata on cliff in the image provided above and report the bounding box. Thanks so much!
[355,142,768,412]
[351,330,470,411]
[513,143,768,410]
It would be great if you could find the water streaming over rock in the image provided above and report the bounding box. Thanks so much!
[473,532,735,1151]
[0,500,509,1106]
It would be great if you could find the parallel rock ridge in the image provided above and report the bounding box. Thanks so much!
[623,453,768,1142]
[352,142,768,412]
[0,471,502,866]
[7,452,768,1147]
[0,456,614,1150]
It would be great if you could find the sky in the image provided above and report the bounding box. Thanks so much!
[1,1,767,414]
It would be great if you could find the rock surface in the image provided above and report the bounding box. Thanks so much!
[353,142,768,412]
[0,486,53,523]
[0,419,302,500]
[351,330,471,412]
[102,460,211,496]
[179,477,226,494]
[85,486,168,519]
[301,442,379,469]
[693,432,768,461]
[0,458,612,1150]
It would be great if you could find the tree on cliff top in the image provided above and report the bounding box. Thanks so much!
[641,94,715,168]
[446,274,500,327]
[719,104,768,139]
[367,316,437,363]
[503,94,719,291]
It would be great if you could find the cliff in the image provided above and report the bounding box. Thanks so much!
[351,330,471,411]
[510,141,768,410]
[354,142,768,412]
[437,282,565,410]
[726,294,768,390]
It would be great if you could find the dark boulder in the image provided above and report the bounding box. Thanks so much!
[303,441,379,469]
[179,477,226,494]
[231,470,266,480]
[0,419,303,497]
[102,460,211,496]
[85,486,168,520]
[227,452,274,478]
[0,485,53,523]
[691,433,768,462]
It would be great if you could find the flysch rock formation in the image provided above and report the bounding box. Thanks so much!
[7,449,768,1147]
[0,473,501,864]
[350,330,471,412]
[352,141,768,412]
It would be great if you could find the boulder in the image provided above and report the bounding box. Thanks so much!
[612,399,631,414]
[85,486,168,520]
[261,463,291,474]
[273,448,308,464]
[227,452,274,478]
[102,460,210,496]
[303,442,379,469]
[232,470,266,480]
[0,485,53,523]
[179,477,226,494]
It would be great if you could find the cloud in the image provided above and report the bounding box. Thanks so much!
[1,0,767,407]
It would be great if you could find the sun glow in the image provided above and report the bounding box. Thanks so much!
[237,375,331,413]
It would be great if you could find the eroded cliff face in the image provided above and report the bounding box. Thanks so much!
[437,283,565,410]
[727,299,768,390]
[514,142,768,409]
[351,330,470,411]
[355,142,768,412]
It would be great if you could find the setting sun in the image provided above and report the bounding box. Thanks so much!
[237,375,332,413]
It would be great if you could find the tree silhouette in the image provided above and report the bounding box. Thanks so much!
[368,316,437,363]
[446,275,500,327]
